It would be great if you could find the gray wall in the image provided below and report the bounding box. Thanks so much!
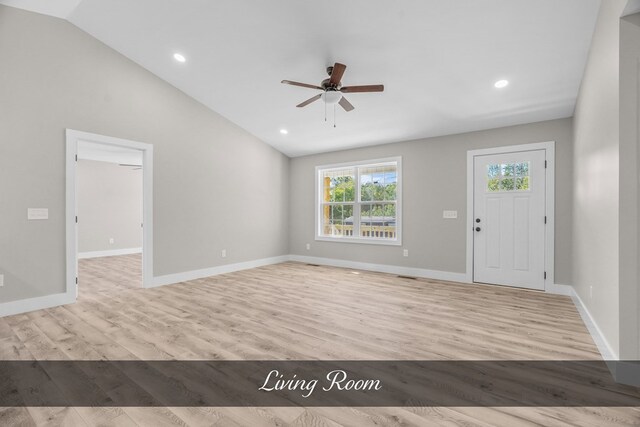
[77,160,142,253]
[289,118,573,285]
[0,5,289,303]
[571,0,626,358]
[619,12,640,360]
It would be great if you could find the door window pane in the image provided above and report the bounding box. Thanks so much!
[487,162,531,192]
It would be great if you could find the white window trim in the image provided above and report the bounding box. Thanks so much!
[315,157,402,246]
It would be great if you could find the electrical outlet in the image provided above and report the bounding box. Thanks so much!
[0,274,4,287]
[109,238,114,244]
[221,249,227,258]
[306,243,311,250]
[403,249,409,257]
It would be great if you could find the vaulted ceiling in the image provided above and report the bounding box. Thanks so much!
[1,0,600,156]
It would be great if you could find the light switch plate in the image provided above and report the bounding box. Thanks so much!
[0,274,4,287]
[27,208,49,220]
[443,210,458,219]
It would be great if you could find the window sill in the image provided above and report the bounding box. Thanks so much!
[315,235,402,246]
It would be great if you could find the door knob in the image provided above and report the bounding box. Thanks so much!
[475,227,481,232]
[475,218,481,223]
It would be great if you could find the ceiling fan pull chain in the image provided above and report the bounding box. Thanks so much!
[333,104,337,128]
[324,98,327,122]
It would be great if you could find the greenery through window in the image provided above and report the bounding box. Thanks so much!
[317,159,400,243]
[487,162,530,192]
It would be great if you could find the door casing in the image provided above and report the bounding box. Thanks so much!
[66,129,154,302]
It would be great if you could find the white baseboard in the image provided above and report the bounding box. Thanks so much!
[0,291,75,318]
[149,255,291,288]
[545,282,573,296]
[568,286,618,360]
[78,247,142,259]
[288,255,469,283]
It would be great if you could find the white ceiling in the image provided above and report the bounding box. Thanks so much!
[3,0,600,157]
[0,0,82,18]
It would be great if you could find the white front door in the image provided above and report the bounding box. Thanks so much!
[473,149,546,290]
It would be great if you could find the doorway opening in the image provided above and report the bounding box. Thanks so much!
[66,130,154,301]
[466,141,555,291]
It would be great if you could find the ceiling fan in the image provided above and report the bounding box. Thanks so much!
[281,62,384,113]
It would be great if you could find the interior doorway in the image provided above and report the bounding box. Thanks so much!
[77,146,143,295]
[466,141,555,291]
[66,130,154,301]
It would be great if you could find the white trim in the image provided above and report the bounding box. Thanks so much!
[66,129,154,297]
[78,247,142,259]
[314,236,402,246]
[150,256,290,288]
[289,255,467,283]
[315,156,402,246]
[544,282,573,296]
[569,286,618,360]
[0,292,75,318]
[465,141,556,289]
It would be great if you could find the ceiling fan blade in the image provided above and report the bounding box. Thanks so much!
[338,96,355,112]
[281,80,323,90]
[329,63,346,86]
[341,84,384,93]
[296,94,322,108]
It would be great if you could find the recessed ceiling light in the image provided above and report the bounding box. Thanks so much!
[494,79,509,89]
[173,53,186,63]
[280,129,288,135]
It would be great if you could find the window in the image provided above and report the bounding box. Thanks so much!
[316,158,401,245]
[487,162,530,192]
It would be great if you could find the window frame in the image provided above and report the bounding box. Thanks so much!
[315,157,402,246]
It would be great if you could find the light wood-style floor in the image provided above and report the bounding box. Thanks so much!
[0,255,638,426]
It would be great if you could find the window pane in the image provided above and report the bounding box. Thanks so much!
[502,164,515,177]
[487,164,500,178]
[322,168,355,203]
[360,164,397,202]
[501,178,515,191]
[360,203,396,239]
[318,160,400,243]
[516,176,530,190]
[515,162,529,176]
[487,178,500,192]
[321,203,354,237]
[488,162,531,192]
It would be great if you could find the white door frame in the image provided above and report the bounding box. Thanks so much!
[466,141,555,290]
[66,129,154,299]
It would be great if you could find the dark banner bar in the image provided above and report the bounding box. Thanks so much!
[0,360,638,407]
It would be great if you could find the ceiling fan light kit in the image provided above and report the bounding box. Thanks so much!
[321,91,342,105]
[281,62,384,126]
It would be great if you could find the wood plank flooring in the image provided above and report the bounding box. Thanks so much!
[0,254,638,426]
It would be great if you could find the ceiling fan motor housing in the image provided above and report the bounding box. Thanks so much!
[321,78,341,90]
